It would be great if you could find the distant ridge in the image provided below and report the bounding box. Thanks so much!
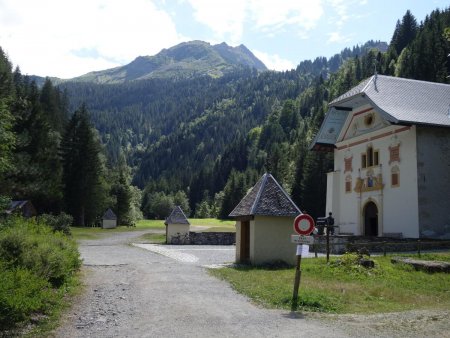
[70,40,267,84]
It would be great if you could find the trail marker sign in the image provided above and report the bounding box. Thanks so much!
[291,235,314,245]
[293,214,315,235]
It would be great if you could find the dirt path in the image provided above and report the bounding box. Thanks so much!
[53,231,449,338]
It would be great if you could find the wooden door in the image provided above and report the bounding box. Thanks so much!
[240,221,250,263]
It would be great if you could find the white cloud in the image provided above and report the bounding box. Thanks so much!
[248,0,324,33]
[187,0,246,44]
[327,32,353,44]
[325,0,361,45]
[187,0,324,42]
[327,0,350,28]
[253,50,295,71]
[0,0,186,78]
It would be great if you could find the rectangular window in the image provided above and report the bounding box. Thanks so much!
[392,173,399,187]
[367,147,374,167]
[344,157,352,173]
[345,181,352,193]
[374,150,379,166]
[361,154,367,168]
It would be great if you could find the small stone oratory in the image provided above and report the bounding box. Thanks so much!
[102,208,117,229]
[230,173,301,265]
[165,206,190,244]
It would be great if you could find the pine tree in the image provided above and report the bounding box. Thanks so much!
[61,105,106,226]
[391,10,418,55]
[40,78,67,133]
[3,78,65,212]
[113,169,132,225]
[0,100,15,181]
[0,47,13,99]
[219,170,245,219]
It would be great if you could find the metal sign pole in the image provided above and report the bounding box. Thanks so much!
[326,225,330,263]
[291,247,302,311]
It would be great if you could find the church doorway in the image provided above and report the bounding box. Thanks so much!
[364,201,378,236]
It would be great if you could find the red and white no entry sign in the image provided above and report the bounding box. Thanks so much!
[293,214,315,235]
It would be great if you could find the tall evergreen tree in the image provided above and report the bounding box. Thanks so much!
[0,48,15,181]
[5,80,64,212]
[0,100,15,181]
[391,10,418,55]
[0,47,13,99]
[61,105,106,226]
[40,78,68,133]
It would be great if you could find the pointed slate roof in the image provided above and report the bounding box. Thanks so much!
[229,173,301,218]
[164,206,190,225]
[102,208,117,220]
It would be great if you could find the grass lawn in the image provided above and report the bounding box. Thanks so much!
[70,220,165,240]
[209,252,450,314]
[189,218,235,232]
[71,218,235,240]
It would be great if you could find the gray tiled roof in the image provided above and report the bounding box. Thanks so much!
[165,206,190,225]
[331,75,450,127]
[9,200,28,210]
[103,208,117,220]
[229,173,301,217]
[330,77,373,104]
[6,200,28,214]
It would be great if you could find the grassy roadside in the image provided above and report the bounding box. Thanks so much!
[23,273,83,337]
[209,252,450,314]
[0,218,82,335]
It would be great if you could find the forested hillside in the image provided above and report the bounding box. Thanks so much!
[58,39,390,217]
[1,8,448,224]
[61,8,449,220]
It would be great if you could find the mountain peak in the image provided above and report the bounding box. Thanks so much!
[71,40,267,84]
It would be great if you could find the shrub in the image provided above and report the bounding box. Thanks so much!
[330,252,380,277]
[37,212,73,235]
[0,218,81,287]
[0,264,52,328]
[0,218,81,329]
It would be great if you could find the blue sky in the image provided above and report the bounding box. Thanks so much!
[0,0,448,78]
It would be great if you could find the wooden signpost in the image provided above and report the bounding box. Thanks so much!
[291,214,315,311]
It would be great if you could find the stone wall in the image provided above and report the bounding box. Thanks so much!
[169,231,235,245]
[416,126,450,239]
[312,235,450,254]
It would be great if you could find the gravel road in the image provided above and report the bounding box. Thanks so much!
[53,230,449,338]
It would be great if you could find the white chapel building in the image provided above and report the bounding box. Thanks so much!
[312,75,450,239]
